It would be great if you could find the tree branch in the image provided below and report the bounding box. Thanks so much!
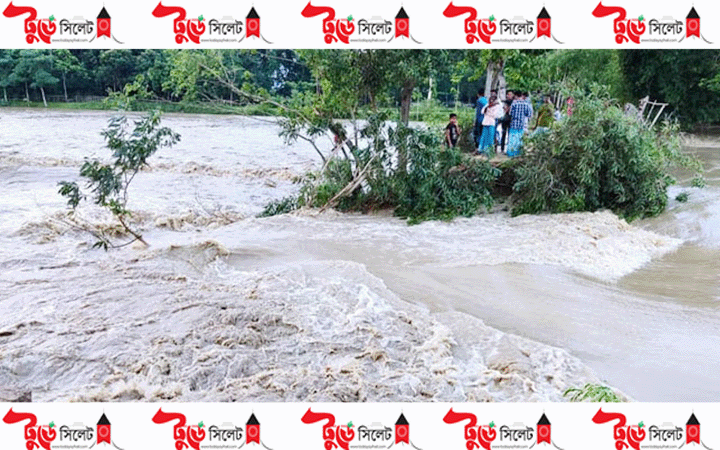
[319,153,378,213]
[116,214,148,247]
[296,134,326,164]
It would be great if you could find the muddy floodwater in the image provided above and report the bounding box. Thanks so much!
[0,108,718,402]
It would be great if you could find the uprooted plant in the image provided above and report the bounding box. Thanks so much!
[58,110,180,249]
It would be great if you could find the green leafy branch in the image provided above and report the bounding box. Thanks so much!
[58,111,180,249]
[563,383,624,402]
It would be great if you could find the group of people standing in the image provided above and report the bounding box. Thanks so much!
[444,89,558,158]
[475,89,535,158]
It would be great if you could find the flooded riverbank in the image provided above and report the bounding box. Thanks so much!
[1,108,718,401]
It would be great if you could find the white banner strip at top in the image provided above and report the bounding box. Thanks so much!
[0,0,719,49]
[0,402,719,450]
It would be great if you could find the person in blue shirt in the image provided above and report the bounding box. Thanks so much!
[507,92,533,158]
[473,90,487,148]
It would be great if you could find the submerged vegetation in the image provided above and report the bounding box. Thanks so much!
[262,86,701,224]
[0,49,706,225]
[250,51,704,224]
[564,383,624,402]
[512,87,703,221]
[262,116,499,224]
[58,111,180,248]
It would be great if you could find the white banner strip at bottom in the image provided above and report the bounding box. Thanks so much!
[0,403,716,450]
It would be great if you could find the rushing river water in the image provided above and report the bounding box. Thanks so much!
[0,108,718,402]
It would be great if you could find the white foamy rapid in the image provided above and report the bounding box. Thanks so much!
[1,109,718,402]
[0,236,617,402]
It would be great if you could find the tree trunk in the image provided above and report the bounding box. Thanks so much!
[495,61,507,101]
[492,60,505,89]
[455,81,460,109]
[24,82,29,103]
[62,72,68,102]
[427,75,433,102]
[40,86,47,107]
[484,63,494,98]
[485,59,507,99]
[398,78,415,175]
[2,87,6,103]
[400,79,414,125]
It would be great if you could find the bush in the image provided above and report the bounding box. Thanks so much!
[395,139,499,224]
[261,114,500,224]
[511,87,700,221]
[259,196,298,217]
[564,383,624,402]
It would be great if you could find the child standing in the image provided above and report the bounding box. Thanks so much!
[445,113,461,148]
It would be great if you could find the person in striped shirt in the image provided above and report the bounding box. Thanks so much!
[507,92,533,158]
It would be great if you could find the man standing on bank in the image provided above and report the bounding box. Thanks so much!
[499,90,515,154]
[473,90,488,148]
[507,92,533,158]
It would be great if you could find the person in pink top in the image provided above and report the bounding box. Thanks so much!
[478,94,503,155]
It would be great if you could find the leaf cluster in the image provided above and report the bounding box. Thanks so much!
[394,127,500,224]
[511,87,700,222]
[563,383,624,402]
[263,114,499,224]
[58,111,180,248]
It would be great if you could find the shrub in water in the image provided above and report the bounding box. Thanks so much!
[512,87,700,221]
[564,383,624,402]
[395,138,499,224]
[261,114,500,224]
[59,111,180,248]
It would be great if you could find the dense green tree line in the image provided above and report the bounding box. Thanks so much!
[1,49,720,125]
[0,49,472,107]
[0,49,559,111]
[0,49,316,105]
[620,50,720,124]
